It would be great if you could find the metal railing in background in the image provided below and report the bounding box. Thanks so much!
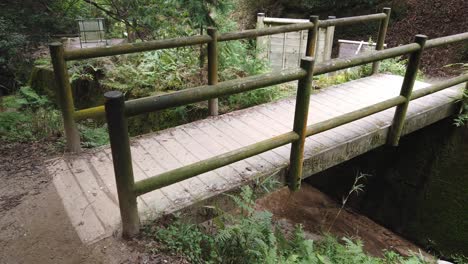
[102,31,468,238]
[49,9,392,152]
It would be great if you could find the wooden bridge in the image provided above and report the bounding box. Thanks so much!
[47,74,464,244]
[45,8,468,244]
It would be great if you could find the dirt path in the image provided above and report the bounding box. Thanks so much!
[256,184,433,259]
[0,142,136,264]
[0,141,434,263]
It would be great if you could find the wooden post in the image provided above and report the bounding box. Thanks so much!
[288,57,315,191]
[305,16,319,57]
[372,7,391,74]
[207,27,219,116]
[387,35,427,146]
[49,42,81,152]
[104,91,140,238]
[256,13,268,60]
[324,16,336,61]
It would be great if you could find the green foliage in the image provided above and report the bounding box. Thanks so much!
[451,254,468,264]
[0,86,108,147]
[147,186,431,264]
[0,18,28,92]
[78,122,109,148]
[101,48,200,96]
[0,87,62,142]
[313,57,423,91]
[454,88,468,127]
[448,63,468,127]
[152,220,214,263]
[1,0,92,91]
[360,57,424,79]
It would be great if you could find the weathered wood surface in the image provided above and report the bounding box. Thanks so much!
[268,28,329,70]
[46,74,463,244]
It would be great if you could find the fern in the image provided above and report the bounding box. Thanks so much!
[146,186,431,264]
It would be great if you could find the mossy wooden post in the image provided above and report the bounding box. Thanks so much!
[207,27,219,116]
[372,7,391,74]
[324,16,336,60]
[49,42,81,152]
[104,91,139,238]
[288,57,315,191]
[388,35,427,146]
[306,16,319,57]
[256,13,268,60]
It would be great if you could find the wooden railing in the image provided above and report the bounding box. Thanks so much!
[102,31,468,237]
[50,9,392,152]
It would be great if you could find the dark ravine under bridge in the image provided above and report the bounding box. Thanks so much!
[46,74,464,244]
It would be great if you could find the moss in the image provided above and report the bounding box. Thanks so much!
[29,66,58,104]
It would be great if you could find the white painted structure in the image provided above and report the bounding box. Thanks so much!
[338,39,388,58]
[257,14,335,70]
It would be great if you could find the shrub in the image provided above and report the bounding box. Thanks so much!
[0,87,62,142]
[146,186,431,264]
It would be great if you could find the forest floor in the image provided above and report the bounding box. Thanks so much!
[0,140,433,263]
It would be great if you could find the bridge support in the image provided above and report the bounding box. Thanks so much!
[104,91,140,238]
[49,43,81,152]
[388,35,427,146]
[288,57,316,191]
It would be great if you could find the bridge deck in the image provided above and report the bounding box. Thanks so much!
[46,74,463,243]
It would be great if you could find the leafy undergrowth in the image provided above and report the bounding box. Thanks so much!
[0,87,107,148]
[139,187,430,264]
[313,57,422,90]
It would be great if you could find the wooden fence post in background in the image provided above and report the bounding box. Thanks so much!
[324,16,336,61]
[305,16,319,57]
[372,7,391,74]
[388,34,427,146]
[288,57,315,191]
[256,13,268,60]
[49,42,81,152]
[104,91,140,238]
[207,27,219,116]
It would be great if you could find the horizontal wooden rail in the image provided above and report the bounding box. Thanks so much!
[99,29,468,238]
[313,43,420,75]
[124,67,307,117]
[218,22,314,42]
[411,74,468,100]
[264,17,311,24]
[305,74,468,137]
[124,43,420,116]
[73,32,468,121]
[64,12,388,61]
[306,96,406,136]
[425,32,468,49]
[318,13,387,28]
[64,35,212,61]
[133,71,467,196]
[134,131,299,196]
[74,105,105,121]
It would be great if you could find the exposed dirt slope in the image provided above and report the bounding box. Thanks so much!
[256,184,433,259]
[385,0,468,76]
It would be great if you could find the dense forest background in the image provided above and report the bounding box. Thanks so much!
[1,0,467,94]
[0,0,467,146]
